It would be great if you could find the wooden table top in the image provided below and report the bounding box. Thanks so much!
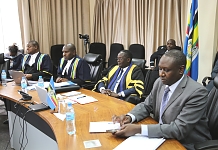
[0,82,186,150]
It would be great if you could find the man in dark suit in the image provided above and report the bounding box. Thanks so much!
[56,43,91,86]
[112,50,211,150]
[150,39,181,70]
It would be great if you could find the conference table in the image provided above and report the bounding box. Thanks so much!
[0,82,186,150]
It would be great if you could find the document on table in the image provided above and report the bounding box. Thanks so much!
[113,134,165,150]
[69,94,98,104]
[89,122,120,132]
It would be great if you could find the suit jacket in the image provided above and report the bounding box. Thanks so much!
[150,45,182,68]
[130,75,211,149]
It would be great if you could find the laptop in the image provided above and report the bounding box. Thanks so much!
[28,85,50,111]
[8,70,37,85]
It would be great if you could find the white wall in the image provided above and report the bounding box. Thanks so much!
[198,0,218,82]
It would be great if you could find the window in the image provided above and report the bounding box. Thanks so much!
[0,0,22,54]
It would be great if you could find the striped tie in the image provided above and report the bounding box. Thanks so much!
[159,86,170,124]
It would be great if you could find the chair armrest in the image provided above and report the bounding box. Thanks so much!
[194,140,218,150]
[202,76,213,86]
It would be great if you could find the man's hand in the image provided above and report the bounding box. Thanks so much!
[112,115,132,125]
[101,89,110,94]
[56,77,68,83]
[113,124,141,137]
[24,74,32,80]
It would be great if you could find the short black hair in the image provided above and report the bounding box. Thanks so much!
[164,50,186,67]
[9,44,18,54]
[120,50,133,60]
[28,40,40,49]
[64,43,76,52]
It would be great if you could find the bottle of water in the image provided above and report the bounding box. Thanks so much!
[21,76,27,93]
[1,70,7,86]
[37,76,44,88]
[66,102,76,135]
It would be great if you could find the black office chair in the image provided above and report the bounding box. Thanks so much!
[108,43,124,67]
[0,53,10,78]
[194,74,218,150]
[82,53,104,90]
[50,44,64,78]
[89,43,106,68]
[50,44,64,68]
[131,58,147,77]
[129,44,145,59]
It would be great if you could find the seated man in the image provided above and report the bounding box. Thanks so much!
[93,50,144,101]
[18,40,52,81]
[56,43,91,86]
[112,50,211,150]
[4,43,23,70]
[150,39,181,70]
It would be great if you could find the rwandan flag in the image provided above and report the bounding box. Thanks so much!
[46,76,58,110]
[183,0,199,81]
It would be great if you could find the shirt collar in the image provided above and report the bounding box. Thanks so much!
[166,74,184,93]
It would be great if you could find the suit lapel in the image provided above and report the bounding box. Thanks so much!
[162,76,187,114]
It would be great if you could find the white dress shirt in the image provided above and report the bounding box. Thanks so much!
[29,52,39,66]
[62,57,75,76]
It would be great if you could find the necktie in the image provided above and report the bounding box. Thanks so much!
[110,69,123,92]
[159,86,170,124]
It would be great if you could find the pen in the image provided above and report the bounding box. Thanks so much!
[77,96,86,99]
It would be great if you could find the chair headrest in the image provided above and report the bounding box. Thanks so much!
[213,74,218,89]
[131,58,146,68]
[83,53,102,63]
[0,53,4,64]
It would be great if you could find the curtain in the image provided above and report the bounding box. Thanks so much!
[17,0,90,57]
[93,0,188,63]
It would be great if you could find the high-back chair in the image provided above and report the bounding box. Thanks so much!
[195,74,218,150]
[131,58,147,77]
[50,44,64,68]
[82,53,104,90]
[108,43,124,67]
[50,44,64,77]
[129,44,145,59]
[0,53,10,78]
[89,43,106,68]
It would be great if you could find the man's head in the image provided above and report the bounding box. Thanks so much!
[26,40,40,54]
[166,39,176,50]
[62,43,76,60]
[158,50,186,86]
[117,50,132,68]
[9,43,18,57]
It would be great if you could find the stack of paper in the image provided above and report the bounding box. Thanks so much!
[113,134,165,150]
[69,94,98,104]
[89,122,120,132]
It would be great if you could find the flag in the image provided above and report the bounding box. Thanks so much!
[183,0,199,81]
[46,76,58,110]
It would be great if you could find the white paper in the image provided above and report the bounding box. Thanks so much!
[61,91,81,97]
[83,140,101,148]
[53,113,66,121]
[113,134,165,150]
[68,95,98,104]
[89,122,120,132]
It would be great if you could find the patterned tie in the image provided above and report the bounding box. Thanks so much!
[110,69,123,92]
[159,86,170,124]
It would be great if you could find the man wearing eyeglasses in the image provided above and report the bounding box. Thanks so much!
[93,50,144,103]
